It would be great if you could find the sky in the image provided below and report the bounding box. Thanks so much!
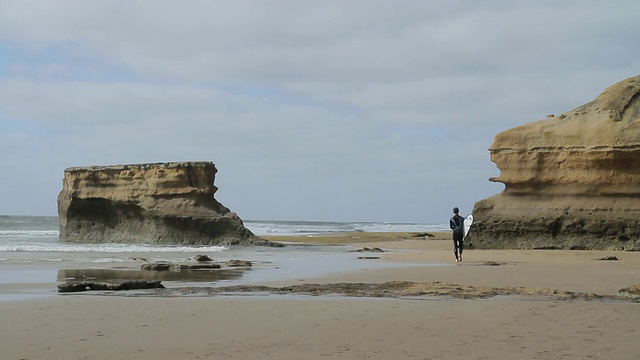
[1,1,639,223]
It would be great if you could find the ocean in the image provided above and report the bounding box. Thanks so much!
[0,215,448,263]
[0,215,449,295]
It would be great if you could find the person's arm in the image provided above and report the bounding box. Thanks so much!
[453,216,462,231]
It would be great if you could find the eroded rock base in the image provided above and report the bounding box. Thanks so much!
[472,196,640,251]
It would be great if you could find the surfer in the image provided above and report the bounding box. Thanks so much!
[449,207,465,263]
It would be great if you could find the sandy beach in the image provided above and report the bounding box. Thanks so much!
[2,232,640,360]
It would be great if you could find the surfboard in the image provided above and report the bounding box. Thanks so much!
[463,214,473,239]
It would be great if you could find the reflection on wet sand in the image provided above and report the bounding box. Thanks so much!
[58,267,247,283]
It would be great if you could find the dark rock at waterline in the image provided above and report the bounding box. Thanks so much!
[226,260,252,267]
[409,232,435,238]
[142,258,255,271]
[142,261,223,271]
[193,254,214,262]
[173,263,222,270]
[350,247,385,253]
[141,262,172,271]
[596,256,619,261]
[58,279,164,293]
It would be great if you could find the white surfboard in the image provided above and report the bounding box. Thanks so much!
[463,214,473,239]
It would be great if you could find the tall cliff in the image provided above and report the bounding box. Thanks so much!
[57,161,276,246]
[472,75,640,250]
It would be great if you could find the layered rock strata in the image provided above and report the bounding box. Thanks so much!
[58,162,276,246]
[472,75,640,250]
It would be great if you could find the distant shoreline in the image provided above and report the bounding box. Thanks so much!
[263,231,451,245]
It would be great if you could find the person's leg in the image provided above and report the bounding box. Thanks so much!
[453,238,459,262]
[459,240,464,262]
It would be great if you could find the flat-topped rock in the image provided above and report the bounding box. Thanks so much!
[472,76,640,250]
[57,161,278,246]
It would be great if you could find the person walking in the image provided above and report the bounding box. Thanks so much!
[449,207,465,263]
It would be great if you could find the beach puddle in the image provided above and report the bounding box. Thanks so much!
[57,268,247,283]
[0,268,59,284]
[0,293,57,302]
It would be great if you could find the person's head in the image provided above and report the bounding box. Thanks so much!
[453,207,459,214]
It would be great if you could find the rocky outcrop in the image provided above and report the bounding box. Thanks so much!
[96,281,639,302]
[619,285,640,299]
[226,260,253,267]
[57,161,277,246]
[472,75,640,250]
[58,279,164,293]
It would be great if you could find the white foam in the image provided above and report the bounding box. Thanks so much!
[0,243,227,253]
[0,230,59,237]
[245,220,448,236]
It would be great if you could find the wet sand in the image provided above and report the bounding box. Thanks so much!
[2,232,640,359]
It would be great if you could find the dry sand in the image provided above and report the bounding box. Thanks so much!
[2,232,640,360]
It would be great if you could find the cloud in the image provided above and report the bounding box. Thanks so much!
[0,1,639,221]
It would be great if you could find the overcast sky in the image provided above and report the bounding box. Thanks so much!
[1,1,639,223]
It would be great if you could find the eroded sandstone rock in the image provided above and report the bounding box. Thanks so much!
[473,75,640,250]
[57,161,278,246]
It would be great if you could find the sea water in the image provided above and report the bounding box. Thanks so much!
[0,215,448,294]
[0,215,447,264]
[246,219,447,236]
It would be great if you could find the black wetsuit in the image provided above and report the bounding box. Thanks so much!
[449,214,465,260]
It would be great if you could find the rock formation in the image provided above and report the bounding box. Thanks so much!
[472,75,640,250]
[58,279,164,293]
[57,161,277,246]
